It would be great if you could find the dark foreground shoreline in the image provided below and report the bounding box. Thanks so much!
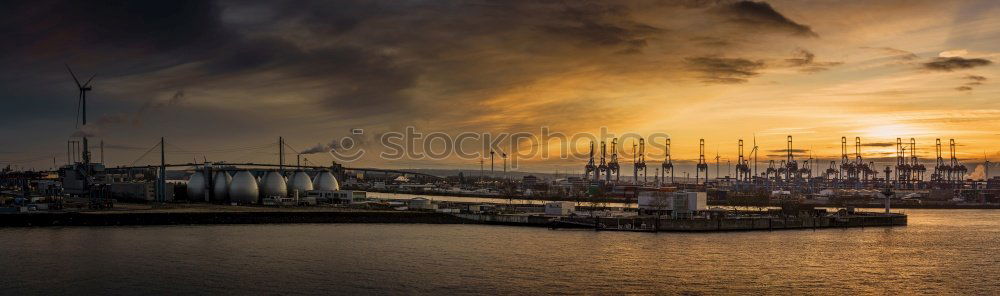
[0,211,468,227]
[364,189,1000,209]
[0,209,907,232]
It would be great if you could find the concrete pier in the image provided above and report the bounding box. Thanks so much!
[0,206,906,232]
[0,211,466,227]
[550,213,907,232]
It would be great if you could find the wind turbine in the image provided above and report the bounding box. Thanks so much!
[67,64,96,164]
[715,147,720,179]
[751,134,759,178]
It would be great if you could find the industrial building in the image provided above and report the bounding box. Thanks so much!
[638,191,708,218]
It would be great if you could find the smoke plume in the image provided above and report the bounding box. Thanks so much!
[966,164,986,180]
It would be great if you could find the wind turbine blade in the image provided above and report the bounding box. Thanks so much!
[83,74,96,87]
[65,64,81,87]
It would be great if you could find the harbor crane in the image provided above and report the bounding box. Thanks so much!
[839,137,852,183]
[933,138,946,182]
[695,139,708,184]
[949,139,966,183]
[736,139,751,181]
[608,138,620,183]
[895,138,910,186]
[910,138,926,183]
[633,138,647,185]
[598,141,609,183]
[661,138,673,185]
[856,137,876,186]
[584,142,597,182]
[784,136,798,182]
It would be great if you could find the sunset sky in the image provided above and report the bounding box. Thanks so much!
[1,0,998,175]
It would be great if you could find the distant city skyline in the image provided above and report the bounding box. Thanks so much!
[2,0,999,172]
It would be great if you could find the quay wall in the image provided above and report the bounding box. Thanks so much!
[1,210,907,232]
[581,214,906,232]
[0,211,467,227]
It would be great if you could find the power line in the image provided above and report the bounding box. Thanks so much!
[130,141,162,166]
[0,154,60,165]
[160,142,278,154]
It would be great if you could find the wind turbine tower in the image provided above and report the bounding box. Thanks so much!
[67,64,95,164]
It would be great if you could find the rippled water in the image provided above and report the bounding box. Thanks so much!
[1,209,998,295]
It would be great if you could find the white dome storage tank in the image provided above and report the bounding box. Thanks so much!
[289,171,313,195]
[313,171,340,191]
[229,171,259,204]
[186,172,205,201]
[262,171,288,198]
[212,171,232,202]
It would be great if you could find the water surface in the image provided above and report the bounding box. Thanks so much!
[1,209,997,295]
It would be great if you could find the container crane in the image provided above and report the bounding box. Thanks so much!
[696,139,708,184]
[661,138,673,185]
[584,141,597,182]
[608,138,620,183]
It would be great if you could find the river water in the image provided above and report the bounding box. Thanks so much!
[1,209,997,295]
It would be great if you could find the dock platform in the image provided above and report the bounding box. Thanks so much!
[548,213,907,232]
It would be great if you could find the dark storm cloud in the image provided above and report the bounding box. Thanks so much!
[955,86,973,91]
[195,38,418,111]
[542,3,662,54]
[1,0,838,164]
[0,0,234,82]
[3,0,678,123]
[715,1,818,37]
[686,56,766,84]
[0,0,424,125]
[1,1,225,55]
[132,91,186,125]
[266,1,385,35]
[923,57,993,71]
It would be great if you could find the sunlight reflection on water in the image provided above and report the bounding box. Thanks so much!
[0,209,997,295]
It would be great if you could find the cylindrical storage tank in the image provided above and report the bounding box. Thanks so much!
[212,171,232,202]
[313,171,340,191]
[229,171,259,204]
[289,171,313,196]
[186,172,205,201]
[262,171,288,198]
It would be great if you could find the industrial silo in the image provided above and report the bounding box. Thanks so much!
[229,171,259,204]
[289,171,313,196]
[212,171,232,202]
[262,171,288,198]
[186,171,205,201]
[313,171,340,191]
